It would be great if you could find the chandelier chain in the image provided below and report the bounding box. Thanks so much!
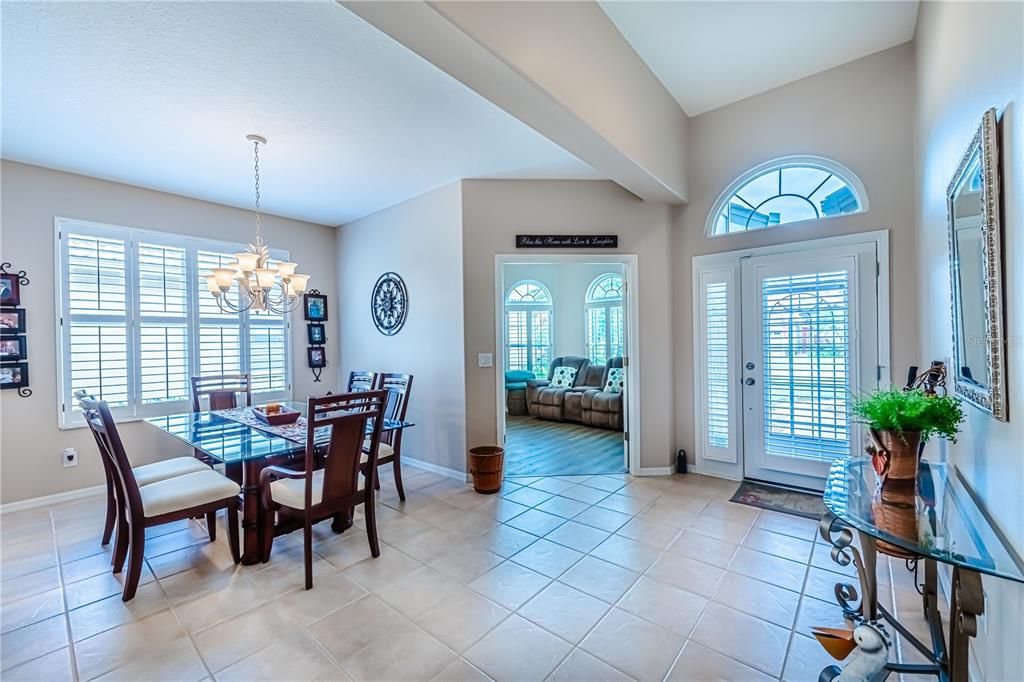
[253,138,263,246]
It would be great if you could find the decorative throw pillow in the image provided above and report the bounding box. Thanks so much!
[550,366,578,388]
[605,367,625,393]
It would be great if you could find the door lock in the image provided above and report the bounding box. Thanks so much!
[745,362,755,370]
[744,377,756,386]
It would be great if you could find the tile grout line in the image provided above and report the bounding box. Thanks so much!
[50,506,83,682]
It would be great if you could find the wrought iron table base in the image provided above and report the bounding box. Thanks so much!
[817,512,983,682]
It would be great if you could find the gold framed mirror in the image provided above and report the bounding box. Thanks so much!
[947,108,1006,421]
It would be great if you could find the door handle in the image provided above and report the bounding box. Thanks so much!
[744,378,756,386]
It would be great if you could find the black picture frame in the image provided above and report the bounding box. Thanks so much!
[0,336,26,361]
[307,346,327,368]
[304,293,328,322]
[0,309,25,336]
[307,323,326,345]
[0,274,21,307]
[0,362,29,390]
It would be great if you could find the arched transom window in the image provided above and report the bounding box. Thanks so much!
[585,273,624,364]
[707,156,868,237]
[505,280,553,378]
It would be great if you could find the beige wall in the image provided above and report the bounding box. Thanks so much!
[431,1,689,203]
[914,2,1024,678]
[336,183,467,474]
[0,161,338,504]
[462,179,674,470]
[672,44,919,464]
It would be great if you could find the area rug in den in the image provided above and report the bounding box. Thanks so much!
[730,480,826,519]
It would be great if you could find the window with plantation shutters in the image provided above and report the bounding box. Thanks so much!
[138,242,189,403]
[57,219,292,427]
[65,232,130,409]
[505,280,553,379]
[585,273,624,364]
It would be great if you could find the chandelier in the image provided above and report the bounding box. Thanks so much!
[206,134,309,314]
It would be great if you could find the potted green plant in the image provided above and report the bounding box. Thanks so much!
[851,389,964,484]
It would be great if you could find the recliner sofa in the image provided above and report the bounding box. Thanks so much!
[526,356,590,421]
[527,356,624,430]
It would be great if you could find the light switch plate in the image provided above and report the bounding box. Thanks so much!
[478,353,494,368]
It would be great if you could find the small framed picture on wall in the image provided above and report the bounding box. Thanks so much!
[0,337,26,361]
[304,293,328,322]
[307,323,326,345]
[0,273,21,308]
[307,347,327,369]
[0,362,29,390]
[0,309,26,336]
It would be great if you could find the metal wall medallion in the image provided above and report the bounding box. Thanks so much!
[371,272,408,336]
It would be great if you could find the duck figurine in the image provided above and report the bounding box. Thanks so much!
[835,621,890,682]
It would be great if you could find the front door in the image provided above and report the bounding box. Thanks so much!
[740,243,878,490]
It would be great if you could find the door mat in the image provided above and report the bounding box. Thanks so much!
[730,480,826,520]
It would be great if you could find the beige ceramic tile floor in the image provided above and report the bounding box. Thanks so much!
[0,468,937,681]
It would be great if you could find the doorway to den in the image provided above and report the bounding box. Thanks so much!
[497,258,633,477]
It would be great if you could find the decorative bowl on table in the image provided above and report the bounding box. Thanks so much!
[252,403,301,426]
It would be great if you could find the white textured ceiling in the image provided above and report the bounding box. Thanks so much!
[1,1,599,226]
[601,1,919,116]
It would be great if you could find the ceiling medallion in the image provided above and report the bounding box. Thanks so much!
[371,272,408,336]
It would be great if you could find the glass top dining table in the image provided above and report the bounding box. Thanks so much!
[146,400,414,464]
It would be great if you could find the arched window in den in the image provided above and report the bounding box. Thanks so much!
[585,273,624,365]
[707,156,868,237]
[505,280,553,378]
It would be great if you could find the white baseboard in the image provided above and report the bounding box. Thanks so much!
[1,483,106,515]
[638,466,675,477]
[403,456,469,483]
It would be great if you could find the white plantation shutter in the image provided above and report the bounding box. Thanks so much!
[64,232,131,409]
[197,250,243,377]
[138,242,189,403]
[697,269,739,464]
[249,258,289,392]
[58,220,291,427]
[249,318,288,392]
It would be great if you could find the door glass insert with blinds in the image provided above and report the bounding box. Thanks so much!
[740,243,878,490]
[56,218,291,427]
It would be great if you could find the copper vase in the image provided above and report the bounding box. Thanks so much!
[869,429,922,487]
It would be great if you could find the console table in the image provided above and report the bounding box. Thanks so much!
[818,458,1024,682]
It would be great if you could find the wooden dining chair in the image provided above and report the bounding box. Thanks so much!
[259,390,387,590]
[80,397,241,600]
[190,373,252,412]
[363,373,414,501]
[189,374,252,477]
[347,370,380,392]
[74,389,211,546]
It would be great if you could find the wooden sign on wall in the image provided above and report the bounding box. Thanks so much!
[515,234,618,249]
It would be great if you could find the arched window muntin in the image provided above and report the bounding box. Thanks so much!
[706,156,869,238]
[585,273,624,365]
[505,280,553,378]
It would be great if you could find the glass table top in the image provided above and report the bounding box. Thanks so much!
[146,401,413,464]
[823,457,1024,583]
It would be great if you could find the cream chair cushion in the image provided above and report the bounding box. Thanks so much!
[361,440,395,462]
[139,470,240,518]
[270,470,364,510]
[133,457,210,487]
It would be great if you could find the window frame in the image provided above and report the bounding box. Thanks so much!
[504,279,554,378]
[54,216,292,429]
[705,155,869,238]
[585,273,624,364]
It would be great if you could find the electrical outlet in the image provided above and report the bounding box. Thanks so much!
[62,448,79,468]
